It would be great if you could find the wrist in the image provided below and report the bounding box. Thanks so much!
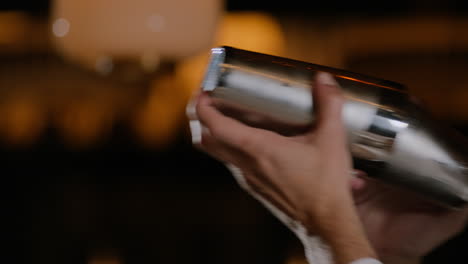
[320,222,377,264]
[305,197,377,264]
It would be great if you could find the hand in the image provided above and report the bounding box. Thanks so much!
[352,174,468,264]
[192,72,377,264]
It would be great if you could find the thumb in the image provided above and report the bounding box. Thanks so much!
[312,72,346,137]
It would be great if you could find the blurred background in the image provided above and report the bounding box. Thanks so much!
[2,0,468,263]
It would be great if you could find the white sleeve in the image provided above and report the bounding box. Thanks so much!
[349,258,383,264]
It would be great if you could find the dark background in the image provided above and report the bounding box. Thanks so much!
[4,0,468,16]
[2,1,468,264]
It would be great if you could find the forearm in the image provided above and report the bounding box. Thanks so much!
[323,221,377,263]
[306,198,378,264]
[315,210,422,264]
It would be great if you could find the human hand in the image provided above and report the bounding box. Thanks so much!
[351,174,468,264]
[191,72,377,264]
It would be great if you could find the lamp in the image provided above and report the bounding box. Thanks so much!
[48,0,223,148]
[51,0,223,76]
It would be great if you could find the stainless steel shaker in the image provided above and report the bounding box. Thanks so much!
[197,46,468,209]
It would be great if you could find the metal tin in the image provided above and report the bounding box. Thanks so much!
[197,46,468,209]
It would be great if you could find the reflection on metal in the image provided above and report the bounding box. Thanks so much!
[337,75,409,93]
[196,46,468,208]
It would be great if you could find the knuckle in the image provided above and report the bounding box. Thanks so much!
[327,96,345,118]
[244,174,270,198]
[207,123,223,138]
[330,93,345,106]
[252,147,276,174]
[236,133,262,154]
[195,99,204,116]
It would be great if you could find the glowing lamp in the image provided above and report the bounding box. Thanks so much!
[51,0,222,73]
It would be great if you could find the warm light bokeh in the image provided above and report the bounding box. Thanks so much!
[132,74,188,148]
[51,0,223,72]
[88,255,121,264]
[2,2,468,264]
[0,96,46,146]
[129,10,287,147]
[176,11,286,95]
[55,99,114,149]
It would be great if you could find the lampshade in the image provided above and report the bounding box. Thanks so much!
[50,0,223,73]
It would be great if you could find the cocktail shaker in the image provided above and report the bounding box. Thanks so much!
[195,46,468,209]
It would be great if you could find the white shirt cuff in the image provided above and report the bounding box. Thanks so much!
[349,258,383,264]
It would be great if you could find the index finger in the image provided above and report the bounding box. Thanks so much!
[196,92,277,154]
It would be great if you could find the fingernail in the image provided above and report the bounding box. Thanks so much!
[186,99,198,120]
[316,72,338,87]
